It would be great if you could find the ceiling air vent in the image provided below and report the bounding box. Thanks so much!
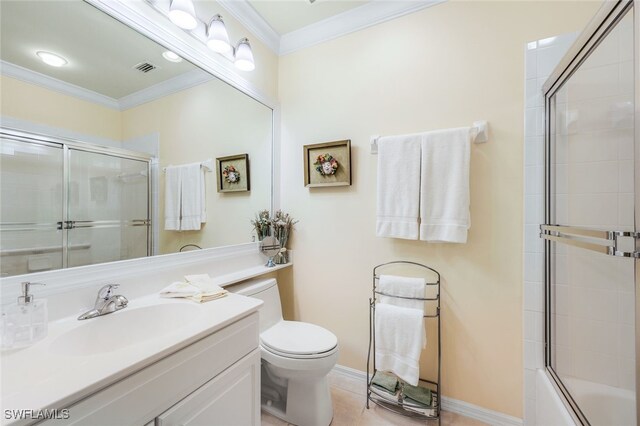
[133,62,157,73]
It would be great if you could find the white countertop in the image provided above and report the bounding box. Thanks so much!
[0,293,262,422]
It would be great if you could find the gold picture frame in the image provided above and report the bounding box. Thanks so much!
[216,154,250,193]
[303,140,352,187]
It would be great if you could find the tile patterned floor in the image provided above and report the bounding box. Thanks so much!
[262,371,490,425]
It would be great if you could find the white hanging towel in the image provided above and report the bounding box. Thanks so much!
[164,165,182,231]
[378,274,426,311]
[420,127,471,243]
[375,303,423,386]
[378,274,427,348]
[180,163,206,231]
[376,134,421,240]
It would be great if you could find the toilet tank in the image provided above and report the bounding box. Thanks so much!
[227,278,283,332]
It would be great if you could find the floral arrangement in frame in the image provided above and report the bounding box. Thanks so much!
[303,140,351,187]
[216,153,250,192]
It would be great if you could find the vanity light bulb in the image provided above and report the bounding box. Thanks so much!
[36,51,67,67]
[234,38,255,72]
[207,15,231,54]
[169,0,198,30]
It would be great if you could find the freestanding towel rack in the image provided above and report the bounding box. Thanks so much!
[370,120,489,154]
[366,261,442,424]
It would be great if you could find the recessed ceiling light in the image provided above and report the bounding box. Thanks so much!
[36,51,67,67]
[162,51,183,63]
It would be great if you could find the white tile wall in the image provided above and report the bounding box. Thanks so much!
[523,32,577,426]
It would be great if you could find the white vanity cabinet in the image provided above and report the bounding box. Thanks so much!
[40,312,260,426]
[156,350,260,426]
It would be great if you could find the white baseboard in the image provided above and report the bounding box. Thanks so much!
[332,365,523,426]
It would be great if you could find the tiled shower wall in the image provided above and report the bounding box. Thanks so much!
[523,33,576,426]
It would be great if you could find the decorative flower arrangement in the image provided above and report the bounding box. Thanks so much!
[251,210,298,264]
[251,209,271,240]
[222,165,240,183]
[313,153,339,176]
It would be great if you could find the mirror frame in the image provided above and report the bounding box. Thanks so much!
[84,0,280,213]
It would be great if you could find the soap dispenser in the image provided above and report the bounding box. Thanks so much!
[1,282,48,349]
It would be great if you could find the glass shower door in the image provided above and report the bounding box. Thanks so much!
[0,137,64,276]
[543,6,635,425]
[66,149,149,268]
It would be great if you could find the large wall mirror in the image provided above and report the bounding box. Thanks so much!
[0,0,272,277]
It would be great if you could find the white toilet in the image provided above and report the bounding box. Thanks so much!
[228,278,338,426]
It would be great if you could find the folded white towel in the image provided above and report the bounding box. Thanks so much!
[378,274,427,348]
[164,166,182,231]
[160,281,200,298]
[375,303,423,386]
[376,134,421,240]
[185,274,219,292]
[378,275,426,311]
[420,127,471,243]
[160,275,227,303]
[180,163,206,231]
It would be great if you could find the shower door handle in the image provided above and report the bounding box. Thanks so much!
[540,224,640,258]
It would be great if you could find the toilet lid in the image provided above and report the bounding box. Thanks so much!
[261,321,338,356]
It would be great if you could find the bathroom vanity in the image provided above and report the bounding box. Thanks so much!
[2,295,261,426]
[0,244,292,426]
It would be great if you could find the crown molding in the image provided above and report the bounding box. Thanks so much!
[118,68,213,110]
[2,60,216,112]
[216,0,280,55]
[1,60,120,110]
[279,0,446,55]
[89,0,278,110]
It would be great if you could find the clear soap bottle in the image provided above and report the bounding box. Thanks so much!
[1,282,48,349]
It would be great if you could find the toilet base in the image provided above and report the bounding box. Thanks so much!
[261,359,335,426]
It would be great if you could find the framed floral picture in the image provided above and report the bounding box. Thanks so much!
[216,154,250,192]
[303,140,352,187]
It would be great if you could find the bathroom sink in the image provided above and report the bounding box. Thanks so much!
[50,303,202,356]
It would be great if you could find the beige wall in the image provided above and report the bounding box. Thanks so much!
[277,1,599,418]
[121,77,272,254]
[0,75,122,140]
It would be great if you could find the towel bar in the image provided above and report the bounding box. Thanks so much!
[162,158,213,172]
[370,120,489,154]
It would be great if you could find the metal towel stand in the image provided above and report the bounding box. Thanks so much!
[366,261,442,424]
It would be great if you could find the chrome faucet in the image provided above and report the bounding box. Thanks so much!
[78,284,128,320]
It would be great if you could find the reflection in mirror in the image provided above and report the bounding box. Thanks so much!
[0,0,272,277]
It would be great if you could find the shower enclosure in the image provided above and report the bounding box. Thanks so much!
[540,0,638,424]
[0,128,152,277]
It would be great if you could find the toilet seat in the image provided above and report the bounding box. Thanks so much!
[260,320,338,359]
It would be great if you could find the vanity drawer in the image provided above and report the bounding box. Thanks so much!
[156,349,260,426]
[42,312,258,426]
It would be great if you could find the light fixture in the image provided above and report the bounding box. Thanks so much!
[234,38,255,71]
[162,50,183,63]
[207,15,231,54]
[155,1,256,72]
[169,0,198,30]
[36,51,68,67]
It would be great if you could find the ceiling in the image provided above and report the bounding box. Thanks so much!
[0,0,196,100]
[248,0,369,35]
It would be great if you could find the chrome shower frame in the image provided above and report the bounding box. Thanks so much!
[541,0,638,423]
[0,126,154,271]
